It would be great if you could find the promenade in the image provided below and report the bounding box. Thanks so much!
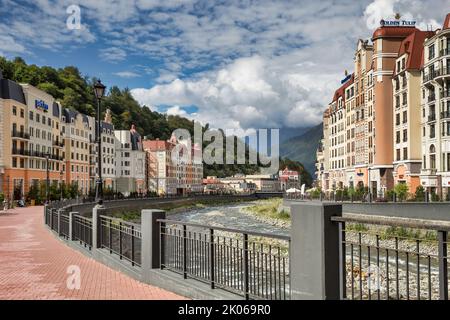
[0,206,184,300]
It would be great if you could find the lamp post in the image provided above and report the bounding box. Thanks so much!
[60,170,64,201]
[45,153,50,203]
[94,79,106,206]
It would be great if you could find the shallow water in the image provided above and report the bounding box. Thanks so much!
[169,203,289,237]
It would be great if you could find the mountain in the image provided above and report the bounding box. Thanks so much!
[280,123,323,177]
[279,127,310,143]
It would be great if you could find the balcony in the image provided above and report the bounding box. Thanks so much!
[441,110,450,119]
[12,131,30,139]
[421,168,438,175]
[428,94,436,103]
[428,114,436,122]
[52,140,65,148]
[11,148,30,156]
[440,48,450,57]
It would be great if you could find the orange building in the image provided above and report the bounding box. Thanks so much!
[0,74,65,200]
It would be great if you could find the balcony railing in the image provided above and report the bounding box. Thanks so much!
[52,140,64,147]
[428,94,436,103]
[11,131,30,139]
[441,110,450,119]
[440,48,450,57]
[11,148,30,156]
[428,114,436,122]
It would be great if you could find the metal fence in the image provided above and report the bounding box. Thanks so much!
[59,213,70,239]
[99,215,142,266]
[331,216,449,300]
[158,219,290,300]
[72,214,93,249]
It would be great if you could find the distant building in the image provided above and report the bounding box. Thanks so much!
[244,174,281,192]
[143,134,203,195]
[278,168,301,190]
[114,124,146,195]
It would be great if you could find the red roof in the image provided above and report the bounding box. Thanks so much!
[142,140,175,151]
[372,26,418,41]
[332,73,354,103]
[397,30,435,71]
[443,13,450,30]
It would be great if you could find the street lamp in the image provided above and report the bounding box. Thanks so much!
[45,153,50,203]
[60,170,64,201]
[94,79,106,206]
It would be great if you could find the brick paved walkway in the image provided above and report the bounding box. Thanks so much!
[0,206,184,300]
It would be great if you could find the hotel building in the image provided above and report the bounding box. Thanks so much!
[318,19,436,196]
[420,15,450,197]
[62,109,94,195]
[0,72,65,200]
[392,30,435,192]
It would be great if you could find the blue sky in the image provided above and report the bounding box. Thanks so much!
[0,0,446,132]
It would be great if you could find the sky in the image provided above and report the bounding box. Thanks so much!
[0,0,447,133]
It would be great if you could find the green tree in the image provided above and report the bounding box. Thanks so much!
[414,185,425,202]
[394,183,409,202]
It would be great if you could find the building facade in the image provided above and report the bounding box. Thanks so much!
[114,125,146,196]
[420,15,450,198]
[317,14,450,198]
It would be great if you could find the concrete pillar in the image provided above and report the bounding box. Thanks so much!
[141,210,166,281]
[290,202,342,300]
[68,211,78,241]
[92,205,106,249]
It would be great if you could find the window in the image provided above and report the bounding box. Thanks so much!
[396,113,400,125]
[403,129,407,142]
[36,114,40,122]
[20,109,24,118]
[29,111,34,120]
[429,44,435,60]
[396,149,401,161]
[12,106,17,116]
[42,115,46,124]
[402,92,407,105]
[403,148,408,160]
[396,131,401,143]
[430,124,436,138]
[403,111,407,123]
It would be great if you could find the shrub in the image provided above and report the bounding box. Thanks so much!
[394,183,409,202]
[414,186,425,202]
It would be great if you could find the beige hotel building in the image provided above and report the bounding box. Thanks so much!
[317,14,450,197]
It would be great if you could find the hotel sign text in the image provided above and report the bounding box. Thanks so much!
[35,100,49,112]
[380,19,416,27]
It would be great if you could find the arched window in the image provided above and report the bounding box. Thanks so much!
[429,144,436,153]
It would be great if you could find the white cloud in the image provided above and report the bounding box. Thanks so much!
[114,71,140,78]
[100,47,127,63]
[1,0,447,132]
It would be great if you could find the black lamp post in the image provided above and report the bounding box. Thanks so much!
[60,170,64,201]
[94,79,106,205]
[45,153,50,203]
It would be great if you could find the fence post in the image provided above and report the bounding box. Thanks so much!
[290,202,342,300]
[243,233,249,300]
[57,209,64,236]
[44,204,48,225]
[69,212,76,241]
[141,209,166,282]
[92,205,105,250]
[210,228,215,289]
[438,230,448,300]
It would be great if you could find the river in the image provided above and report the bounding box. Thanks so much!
[169,202,289,237]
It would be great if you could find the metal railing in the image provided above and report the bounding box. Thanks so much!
[72,214,92,249]
[332,215,450,300]
[158,219,290,300]
[11,130,30,139]
[51,209,59,231]
[99,215,142,267]
[60,213,70,239]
